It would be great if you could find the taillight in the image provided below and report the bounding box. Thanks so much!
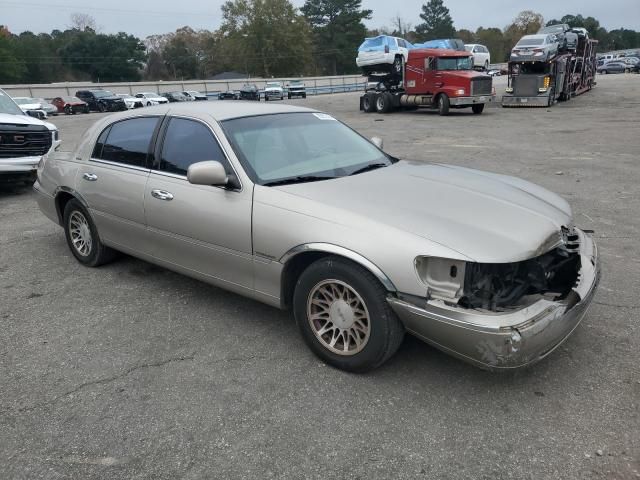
[384,45,389,54]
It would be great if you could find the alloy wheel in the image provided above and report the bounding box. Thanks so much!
[69,211,93,256]
[306,279,371,356]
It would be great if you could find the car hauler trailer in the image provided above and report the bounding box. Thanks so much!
[502,36,597,107]
[360,48,495,116]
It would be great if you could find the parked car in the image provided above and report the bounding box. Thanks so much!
[356,35,413,76]
[287,80,307,99]
[116,94,145,109]
[34,98,58,116]
[0,88,60,185]
[239,84,260,101]
[464,44,491,70]
[620,57,640,72]
[264,82,284,101]
[510,34,559,62]
[184,90,208,101]
[75,90,127,112]
[414,39,466,51]
[12,97,48,119]
[538,23,578,50]
[51,96,90,114]
[486,69,501,77]
[162,91,191,103]
[34,102,599,372]
[597,60,627,74]
[134,92,169,106]
[218,90,239,100]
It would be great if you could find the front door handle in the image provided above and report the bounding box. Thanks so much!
[151,189,174,201]
[82,173,98,181]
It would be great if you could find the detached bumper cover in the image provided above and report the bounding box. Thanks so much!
[449,95,495,106]
[388,228,599,370]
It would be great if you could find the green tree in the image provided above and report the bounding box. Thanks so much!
[415,0,455,41]
[475,27,506,61]
[456,29,475,44]
[0,34,25,83]
[504,10,544,51]
[301,0,372,75]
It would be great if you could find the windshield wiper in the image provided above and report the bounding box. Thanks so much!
[350,163,388,176]
[263,176,334,187]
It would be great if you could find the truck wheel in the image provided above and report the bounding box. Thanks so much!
[375,92,393,113]
[362,93,376,113]
[472,104,484,114]
[293,256,405,373]
[437,94,450,116]
[547,88,555,107]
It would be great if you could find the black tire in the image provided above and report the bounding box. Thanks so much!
[362,93,376,113]
[547,88,555,107]
[472,103,484,114]
[97,102,106,112]
[293,256,405,372]
[83,106,90,114]
[63,199,117,267]
[437,94,450,116]
[392,56,403,77]
[484,60,489,71]
[64,105,71,115]
[375,92,393,113]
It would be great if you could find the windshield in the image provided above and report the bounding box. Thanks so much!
[222,113,391,185]
[437,56,473,70]
[290,81,303,86]
[517,38,544,46]
[0,91,26,115]
[266,83,281,88]
[92,90,113,98]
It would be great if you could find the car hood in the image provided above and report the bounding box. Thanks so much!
[0,112,57,131]
[269,161,573,263]
[441,70,489,81]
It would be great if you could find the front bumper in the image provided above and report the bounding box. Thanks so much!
[449,95,495,106]
[265,91,283,98]
[388,229,599,370]
[502,94,549,107]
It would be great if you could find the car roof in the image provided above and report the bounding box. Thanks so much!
[104,100,318,122]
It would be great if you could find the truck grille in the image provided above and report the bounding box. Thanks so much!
[470,77,492,96]
[513,76,541,96]
[0,124,52,158]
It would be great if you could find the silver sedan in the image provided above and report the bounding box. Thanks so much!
[34,102,599,372]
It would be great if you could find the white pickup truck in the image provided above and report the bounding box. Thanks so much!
[0,89,60,185]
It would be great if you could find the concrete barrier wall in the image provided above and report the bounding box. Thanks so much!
[1,75,368,99]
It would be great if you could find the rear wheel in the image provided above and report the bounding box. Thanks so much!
[484,60,489,71]
[64,105,71,115]
[472,103,484,114]
[375,92,393,113]
[547,87,555,107]
[63,199,117,267]
[293,257,404,372]
[362,93,376,113]
[437,94,450,116]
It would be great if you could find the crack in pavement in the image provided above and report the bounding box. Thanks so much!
[3,353,195,416]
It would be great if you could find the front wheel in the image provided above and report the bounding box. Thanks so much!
[293,257,405,372]
[64,105,71,115]
[437,94,450,116]
[472,103,484,114]
[484,60,489,71]
[375,92,393,113]
[63,199,117,267]
[97,102,106,112]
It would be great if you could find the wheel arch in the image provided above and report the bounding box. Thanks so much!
[54,187,90,225]
[279,243,397,309]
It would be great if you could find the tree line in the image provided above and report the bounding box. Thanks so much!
[1,0,638,85]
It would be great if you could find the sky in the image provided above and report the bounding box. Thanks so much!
[3,0,639,37]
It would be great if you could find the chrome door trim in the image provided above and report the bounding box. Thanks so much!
[89,157,151,174]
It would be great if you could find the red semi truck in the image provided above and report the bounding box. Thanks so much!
[360,48,495,115]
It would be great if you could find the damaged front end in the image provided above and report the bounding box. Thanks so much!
[388,227,599,370]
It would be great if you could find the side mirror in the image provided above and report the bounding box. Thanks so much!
[187,161,241,189]
[371,137,384,150]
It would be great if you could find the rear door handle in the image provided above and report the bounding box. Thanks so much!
[83,173,98,181]
[151,189,174,201]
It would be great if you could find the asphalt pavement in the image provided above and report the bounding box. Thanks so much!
[1,73,638,479]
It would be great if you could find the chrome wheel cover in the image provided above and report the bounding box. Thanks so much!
[69,211,92,256]
[307,279,370,356]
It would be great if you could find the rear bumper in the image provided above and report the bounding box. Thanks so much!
[449,95,495,106]
[388,229,599,370]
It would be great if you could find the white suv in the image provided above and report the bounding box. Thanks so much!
[464,44,491,70]
[356,35,412,76]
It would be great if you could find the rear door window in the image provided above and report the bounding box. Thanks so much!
[96,117,159,168]
[159,117,229,176]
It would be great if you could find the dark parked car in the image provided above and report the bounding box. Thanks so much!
[162,91,190,102]
[218,90,239,100]
[239,84,260,101]
[51,96,90,114]
[75,90,127,112]
[597,61,627,74]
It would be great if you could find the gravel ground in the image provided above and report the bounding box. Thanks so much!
[1,73,639,479]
